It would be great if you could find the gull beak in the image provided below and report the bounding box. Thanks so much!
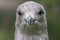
[24,16,35,25]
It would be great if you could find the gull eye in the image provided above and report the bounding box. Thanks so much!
[18,11,22,16]
[39,10,44,15]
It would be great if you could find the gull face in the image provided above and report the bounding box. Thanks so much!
[15,1,47,34]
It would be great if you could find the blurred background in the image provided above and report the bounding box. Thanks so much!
[0,0,60,40]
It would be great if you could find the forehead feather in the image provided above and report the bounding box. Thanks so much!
[17,1,45,12]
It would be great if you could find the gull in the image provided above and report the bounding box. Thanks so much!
[15,1,49,40]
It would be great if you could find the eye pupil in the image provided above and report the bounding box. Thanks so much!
[18,12,22,15]
[39,10,43,15]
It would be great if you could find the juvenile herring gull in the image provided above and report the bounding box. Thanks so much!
[15,1,49,40]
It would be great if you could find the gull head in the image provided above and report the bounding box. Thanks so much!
[15,1,47,34]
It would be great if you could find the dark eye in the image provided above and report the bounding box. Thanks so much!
[18,11,22,16]
[39,10,44,15]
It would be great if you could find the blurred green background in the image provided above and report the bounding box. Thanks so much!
[0,0,60,40]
